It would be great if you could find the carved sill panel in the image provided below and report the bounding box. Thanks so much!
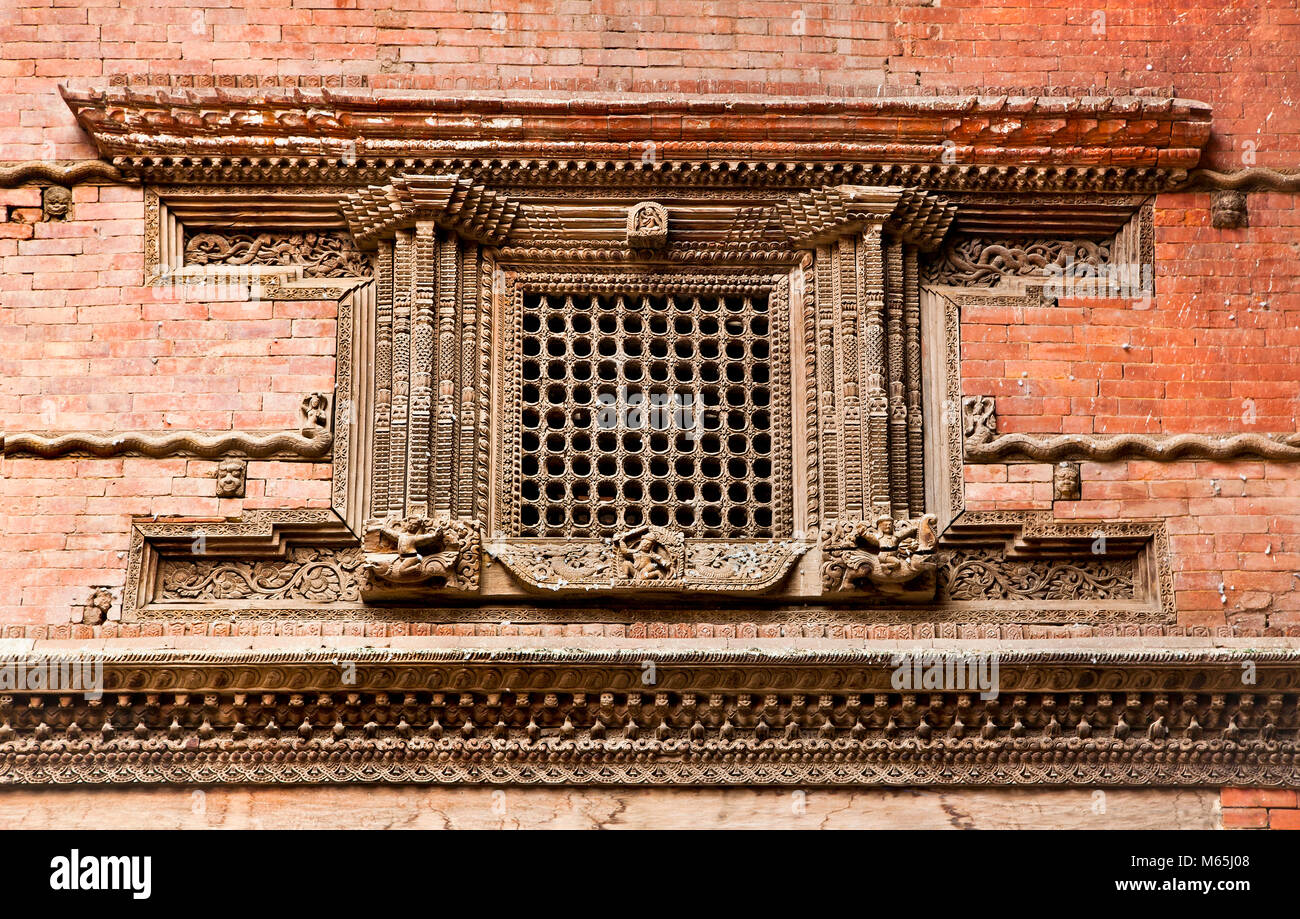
[489,535,809,594]
[937,548,1134,602]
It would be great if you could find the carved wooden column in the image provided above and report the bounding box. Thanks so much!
[774,185,955,596]
[339,174,518,597]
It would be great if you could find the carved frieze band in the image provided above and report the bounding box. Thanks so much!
[2,648,1299,786]
[184,230,372,278]
[963,396,1300,462]
[923,236,1111,287]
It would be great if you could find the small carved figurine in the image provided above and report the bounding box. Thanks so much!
[78,587,114,625]
[626,201,668,249]
[1053,461,1082,501]
[962,396,997,447]
[300,392,331,436]
[214,457,247,498]
[821,513,939,598]
[363,515,480,592]
[612,525,675,580]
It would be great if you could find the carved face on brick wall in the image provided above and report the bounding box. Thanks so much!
[42,185,71,220]
[215,458,247,498]
[1210,189,1248,229]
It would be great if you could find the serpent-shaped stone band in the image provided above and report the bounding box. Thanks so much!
[0,161,124,187]
[966,431,1300,463]
[4,428,332,460]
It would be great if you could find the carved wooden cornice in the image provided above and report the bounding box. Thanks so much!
[1,646,1298,786]
[59,88,1211,168]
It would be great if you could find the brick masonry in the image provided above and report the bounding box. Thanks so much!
[2,1,1299,824]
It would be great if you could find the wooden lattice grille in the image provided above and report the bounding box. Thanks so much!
[506,283,792,539]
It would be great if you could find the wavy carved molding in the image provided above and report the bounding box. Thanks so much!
[1,648,1298,786]
[4,427,333,461]
[1184,167,1300,192]
[962,396,1300,463]
[0,160,124,188]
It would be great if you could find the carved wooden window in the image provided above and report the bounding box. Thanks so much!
[504,283,790,540]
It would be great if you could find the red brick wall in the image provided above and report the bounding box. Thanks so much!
[3,0,1300,628]
[1222,789,1300,829]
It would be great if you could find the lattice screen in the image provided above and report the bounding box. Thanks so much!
[509,287,790,539]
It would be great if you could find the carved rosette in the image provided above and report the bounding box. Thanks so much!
[490,528,808,593]
[361,515,482,597]
[820,514,939,600]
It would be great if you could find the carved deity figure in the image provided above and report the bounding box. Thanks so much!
[300,392,331,435]
[961,395,997,447]
[1053,461,1082,501]
[78,587,114,625]
[613,525,675,580]
[214,458,247,498]
[821,513,938,598]
[626,201,668,249]
[363,515,479,591]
